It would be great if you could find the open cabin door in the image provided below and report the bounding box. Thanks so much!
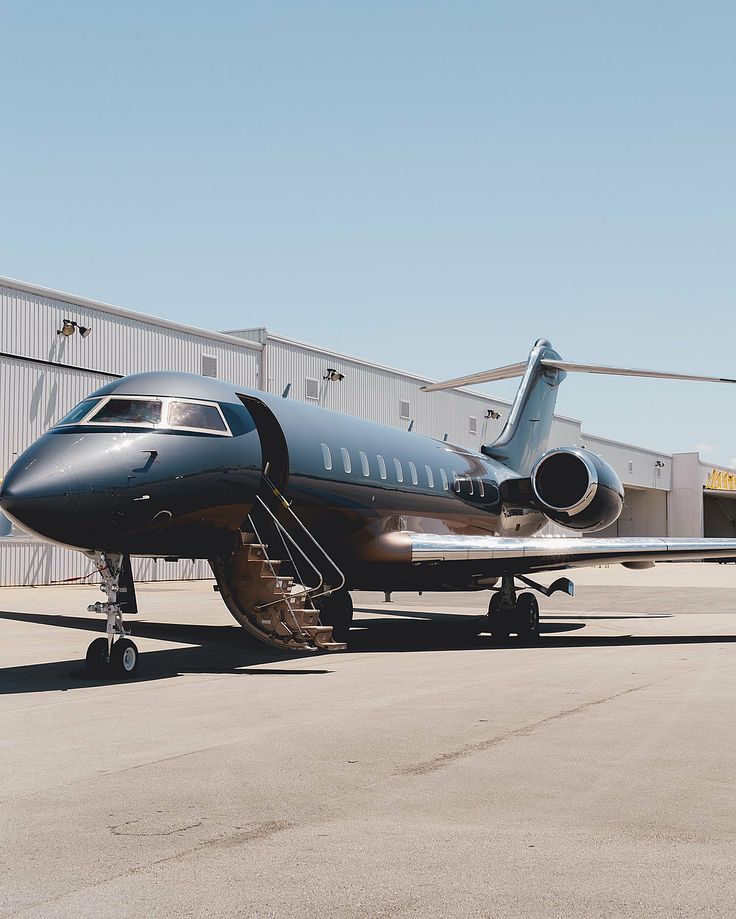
[237,394,289,494]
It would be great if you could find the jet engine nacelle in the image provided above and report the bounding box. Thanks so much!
[530,447,624,532]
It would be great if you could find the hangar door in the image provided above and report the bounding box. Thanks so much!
[597,487,667,537]
[703,492,736,538]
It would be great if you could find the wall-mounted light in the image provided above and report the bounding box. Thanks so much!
[485,408,501,420]
[324,368,344,382]
[57,319,91,338]
[654,460,665,468]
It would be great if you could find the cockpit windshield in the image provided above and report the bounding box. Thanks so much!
[89,398,162,426]
[55,398,102,426]
[54,395,232,435]
[168,400,227,432]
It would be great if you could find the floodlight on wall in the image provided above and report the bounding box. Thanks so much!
[324,368,345,382]
[654,460,665,468]
[57,319,91,338]
[485,408,501,420]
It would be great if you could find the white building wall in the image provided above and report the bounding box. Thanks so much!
[0,279,262,388]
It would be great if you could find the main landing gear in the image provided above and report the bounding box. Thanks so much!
[84,552,140,678]
[486,573,575,641]
[316,588,354,644]
[487,575,540,641]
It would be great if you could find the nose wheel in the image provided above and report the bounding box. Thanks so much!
[85,636,140,678]
[84,551,141,678]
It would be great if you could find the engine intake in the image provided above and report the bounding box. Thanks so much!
[531,447,623,532]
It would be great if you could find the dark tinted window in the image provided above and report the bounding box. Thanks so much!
[169,401,227,432]
[90,398,162,425]
[56,398,100,426]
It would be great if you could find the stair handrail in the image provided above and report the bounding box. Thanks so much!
[259,472,346,598]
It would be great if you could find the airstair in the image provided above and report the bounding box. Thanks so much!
[210,477,347,653]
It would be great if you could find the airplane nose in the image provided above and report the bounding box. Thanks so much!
[0,446,79,541]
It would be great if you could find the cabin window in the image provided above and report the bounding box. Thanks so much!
[168,400,228,433]
[306,378,320,401]
[359,450,370,477]
[394,458,404,483]
[56,398,102,426]
[452,472,461,493]
[477,478,485,498]
[377,454,387,480]
[469,416,477,435]
[467,477,474,495]
[425,465,434,488]
[341,447,352,474]
[89,397,162,426]
[408,461,418,485]
[321,443,332,470]
[440,468,449,491]
[399,399,410,420]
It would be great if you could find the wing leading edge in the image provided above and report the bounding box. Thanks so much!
[409,534,736,573]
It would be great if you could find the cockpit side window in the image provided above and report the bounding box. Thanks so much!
[55,398,102,426]
[88,397,162,426]
[168,400,228,433]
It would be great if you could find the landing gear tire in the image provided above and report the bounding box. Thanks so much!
[488,592,513,641]
[85,637,110,677]
[110,638,140,677]
[317,589,353,644]
[514,592,540,641]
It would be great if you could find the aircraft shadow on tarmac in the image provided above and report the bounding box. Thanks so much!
[1,607,736,695]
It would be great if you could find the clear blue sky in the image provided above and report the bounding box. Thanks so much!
[2,2,734,463]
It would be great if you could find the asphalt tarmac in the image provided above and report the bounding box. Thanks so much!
[2,564,736,918]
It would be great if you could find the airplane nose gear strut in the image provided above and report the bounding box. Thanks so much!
[84,551,140,677]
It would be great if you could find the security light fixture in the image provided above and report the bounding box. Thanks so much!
[57,319,91,338]
[324,368,345,382]
[654,460,665,468]
[485,409,501,420]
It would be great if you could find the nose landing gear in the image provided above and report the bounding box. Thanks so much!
[84,552,140,678]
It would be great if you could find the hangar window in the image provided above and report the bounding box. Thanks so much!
[56,398,102,426]
[305,378,320,401]
[341,447,352,474]
[89,397,162,427]
[394,458,404,482]
[440,468,449,491]
[425,464,434,488]
[399,399,410,420]
[168,401,228,434]
[321,443,332,470]
[469,416,478,435]
[201,355,218,378]
[408,461,418,485]
[377,454,387,480]
[359,450,370,476]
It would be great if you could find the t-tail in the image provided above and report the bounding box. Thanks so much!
[421,339,736,476]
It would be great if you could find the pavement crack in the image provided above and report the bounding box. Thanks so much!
[400,670,696,776]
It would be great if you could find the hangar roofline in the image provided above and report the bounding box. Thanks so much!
[0,275,263,353]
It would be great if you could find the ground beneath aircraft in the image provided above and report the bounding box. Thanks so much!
[1,564,735,918]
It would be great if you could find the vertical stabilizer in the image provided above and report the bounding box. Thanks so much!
[481,339,566,474]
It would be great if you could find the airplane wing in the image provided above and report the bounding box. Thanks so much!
[408,534,736,573]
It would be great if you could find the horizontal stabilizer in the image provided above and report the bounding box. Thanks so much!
[420,362,527,392]
[421,356,736,393]
[540,359,736,385]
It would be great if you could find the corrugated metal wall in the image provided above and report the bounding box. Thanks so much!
[0,539,210,588]
[0,281,261,387]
